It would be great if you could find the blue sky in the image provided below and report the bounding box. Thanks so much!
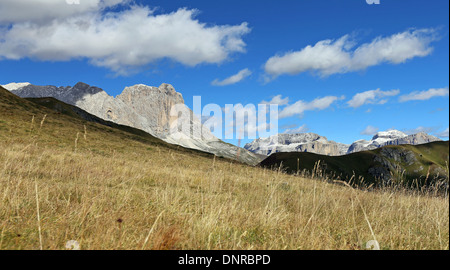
[0,0,448,146]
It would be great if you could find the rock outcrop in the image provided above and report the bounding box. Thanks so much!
[244,133,349,156]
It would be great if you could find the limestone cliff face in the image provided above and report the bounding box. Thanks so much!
[245,130,442,157]
[390,132,442,146]
[244,133,349,156]
[12,82,154,136]
[115,83,217,142]
[347,130,441,154]
[10,82,262,165]
[116,83,184,136]
[295,141,348,156]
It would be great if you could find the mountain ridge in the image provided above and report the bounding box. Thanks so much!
[347,130,441,153]
[4,81,444,162]
[245,130,442,156]
[6,81,263,165]
[259,140,449,188]
[0,85,237,162]
[244,133,349,156]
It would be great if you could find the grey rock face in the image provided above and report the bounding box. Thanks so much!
[244,133,349,156]
[245,129,442,157]
[11,82,262,165]
[13,82,154,136]
[389,132,442,146]
[369,147,419,183]
[378,148,418,166]
[347,130,441,154]
[368,166,391,183]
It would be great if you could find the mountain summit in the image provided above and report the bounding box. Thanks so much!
[7,82,262,165]
[244,133,349,156]
[347,130,441,154]
[244,130,442,156]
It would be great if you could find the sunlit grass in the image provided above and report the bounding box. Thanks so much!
[0,90,448,250]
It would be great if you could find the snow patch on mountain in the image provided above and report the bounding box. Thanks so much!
[1,82,31,91]
[347,130,440,153]
[244,133,349,156]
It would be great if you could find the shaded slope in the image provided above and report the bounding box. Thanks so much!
[260,141,449,188]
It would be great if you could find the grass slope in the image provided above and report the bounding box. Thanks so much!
[260,142,449,188]
[0,86,448,250]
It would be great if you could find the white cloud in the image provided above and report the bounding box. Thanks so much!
[436,127,449,138]
[360,125,379,136]
[211,68,252,86]
[0,2,251,75]
[347,89,400,108]
[261,95,289,106]
[284,124,309,134]
[264,28,437,78]
[223,103,278,139]
[0,0,127,24]
[399,87,449,102]
[403,126,437,135]
[279,96,339,118]
[265,35,353,78]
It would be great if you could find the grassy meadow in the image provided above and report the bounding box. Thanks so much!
[0,87,448,250]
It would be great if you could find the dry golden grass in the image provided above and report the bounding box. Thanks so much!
[0,133,448,250]
[0,96,448,250]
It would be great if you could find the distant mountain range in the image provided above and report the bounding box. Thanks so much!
[4,81,443,164]
[5,82,263,165]
[260,141,449,188]
[244,133,349,156]
[347,130,441,153]
[245,130,441,156]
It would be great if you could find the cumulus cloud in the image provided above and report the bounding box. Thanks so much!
[403,126,437,135]
[279,96,339,118]
[261,95,289,106]
[0,1,251,75]
[347,89,400,108]
[284,124,309,134]
[223,103,278,139]
[264,28,437,78]
[0,0,127,23]
[399,87,449,102]
[211,68,252,86]
[360,125,379,136]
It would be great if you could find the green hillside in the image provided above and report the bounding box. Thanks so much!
[260,142,449,189]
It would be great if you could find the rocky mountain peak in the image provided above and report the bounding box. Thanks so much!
[71,82,106,96]
[246,129,443,157]
[245,133,349,156]
[159,83,177,95]
[73,82,90,90]
[347,130,441,154]
[8,81,262,165]
[120,83,184,104]
[372,130,407,141]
